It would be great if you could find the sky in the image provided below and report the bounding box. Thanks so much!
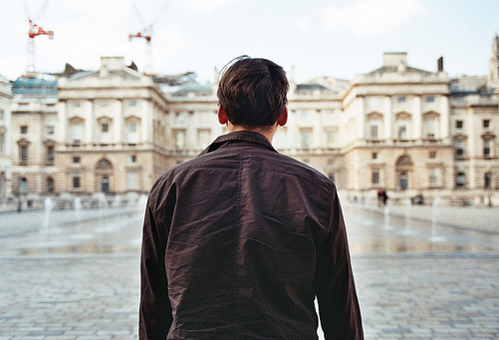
[0,0,498,84]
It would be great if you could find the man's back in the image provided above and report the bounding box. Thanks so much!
[140,131,362,339]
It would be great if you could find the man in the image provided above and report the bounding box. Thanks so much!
[139,56,363,339]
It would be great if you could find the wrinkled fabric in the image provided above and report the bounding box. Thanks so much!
[139,131,363,340]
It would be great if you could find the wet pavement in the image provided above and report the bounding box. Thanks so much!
[0,202,498,339]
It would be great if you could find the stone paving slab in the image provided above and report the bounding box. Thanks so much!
[1,254,498,340]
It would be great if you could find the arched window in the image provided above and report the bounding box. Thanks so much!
[485,171,492,189]
[0,172,4,197]
[456,172,466,188]
[47,177,54,193]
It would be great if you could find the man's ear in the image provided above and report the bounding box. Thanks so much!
[277,107,288,127]
[218,105,228,125]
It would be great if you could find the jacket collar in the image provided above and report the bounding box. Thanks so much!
[199,131,277,155]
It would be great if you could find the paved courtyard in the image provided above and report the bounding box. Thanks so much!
[0,202,498,339]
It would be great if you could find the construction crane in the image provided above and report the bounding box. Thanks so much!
[23,0,53,76]
[128,0,172,75]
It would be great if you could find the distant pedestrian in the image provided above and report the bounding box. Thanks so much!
[378,189,388,207]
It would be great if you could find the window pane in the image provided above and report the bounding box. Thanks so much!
[301,130,311,148]
[72,124,83,143]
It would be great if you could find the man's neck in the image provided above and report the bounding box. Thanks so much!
[227,123,278,143]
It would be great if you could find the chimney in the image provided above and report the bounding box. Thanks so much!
[437,56,444,72]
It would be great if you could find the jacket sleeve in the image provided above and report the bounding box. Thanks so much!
[139,188,173,340]
[314,190,364,340]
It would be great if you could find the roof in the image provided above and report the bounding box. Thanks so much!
[12,75,58,96]
[170,83,213,97]
[366,65,435,76]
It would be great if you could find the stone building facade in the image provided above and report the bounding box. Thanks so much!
[0,76,12,199]
[2,36,498,206]
[10,75,58,202]
[56,57,169,194]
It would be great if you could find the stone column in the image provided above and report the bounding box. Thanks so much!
[440,95,450,140]
[413,96,422,139]
[57,100,67,143]
[356,97,365,140]
[86,99,94,143]
[383,96,392,141]
[144,99,154,144]
[115,99,123,143]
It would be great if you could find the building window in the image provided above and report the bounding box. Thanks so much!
[372,170,380,185]
[483,139,491,157]
[102,123,109,133]
[72,123,83,144]
[456,172,466,188]
[455,140,465,158]
[20,145,28,163]
[485,171,492,189]
[174,130,186,149]
[73,156,80,163]
[456,120,463,129]
[0,172,4,197]
[129,155,137,163]
[47,146,54,164]
[72,173,81,189]
[127,122,139,144]
[398,126,407,140]
[325,129,335,147]
[370,125,378,139]
[397,96,406,103]
[129,100,137,107]
[424,119,436,139]
[372,152,378,159]
[0,133,5,154]
[483,120,490,129]
[46,125,55,135]
[300,129,312,148]
[429,168,438,187]
[0,110,4,121]
[73,101,81,108]
[47,177,54,193]
[21,126,28,134]
[429,151,436,159]
[425,96,435,103]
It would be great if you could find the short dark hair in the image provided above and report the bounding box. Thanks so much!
[217,56,289,128]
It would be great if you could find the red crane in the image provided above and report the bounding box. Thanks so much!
[23,0,54,76]
[128,1,172,75]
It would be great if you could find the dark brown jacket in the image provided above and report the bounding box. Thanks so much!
[139,131,363,340]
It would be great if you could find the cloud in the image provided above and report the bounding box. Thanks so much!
[323,0,427,37]
[295,16,311,32]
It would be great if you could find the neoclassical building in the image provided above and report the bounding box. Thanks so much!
[56,56,169,193]
[0,76,12,199]
[10,75,58,199]
[3,35,499,206]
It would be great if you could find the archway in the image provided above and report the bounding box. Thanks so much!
[396,155,413,190]
[95,159,113,193]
